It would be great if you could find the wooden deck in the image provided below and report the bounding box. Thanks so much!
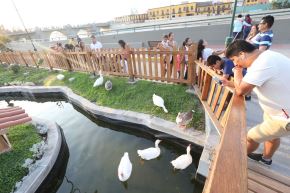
[0,106,32,154]
[246,95,290,193]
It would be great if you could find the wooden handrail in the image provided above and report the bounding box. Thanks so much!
[203,95,247,193]
[195,61,247,193]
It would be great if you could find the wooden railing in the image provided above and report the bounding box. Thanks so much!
[0,44,197,85]
[194,61,247,193]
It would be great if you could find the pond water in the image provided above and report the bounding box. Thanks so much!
[0,99,203,193]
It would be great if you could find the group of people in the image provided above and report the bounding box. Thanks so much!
[205,14,289,166]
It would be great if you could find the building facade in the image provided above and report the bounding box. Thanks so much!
[196,2,232,15]
[114,13,148,23]
[148,2,197,20]
[148,1,233,20]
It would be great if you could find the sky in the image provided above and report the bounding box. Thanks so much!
[0,0,209,30]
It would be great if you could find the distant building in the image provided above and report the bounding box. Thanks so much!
[114,13,148,24]
[148,1,232,20]
[196,2,232,16]
[244,0,269,5]
[148,2,197,20]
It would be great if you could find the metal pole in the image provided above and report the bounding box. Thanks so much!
[225,0,238,47]
[11,0,37,51]
[229,0,238,37]
[169,0,172,20]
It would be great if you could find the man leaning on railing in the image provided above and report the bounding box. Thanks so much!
[221,40,290,165]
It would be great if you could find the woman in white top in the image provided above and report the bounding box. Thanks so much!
[197,39,224,63]
[167,32,177,76]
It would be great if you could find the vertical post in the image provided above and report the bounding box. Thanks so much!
[127,52,135,83]
[63,51,73,71]
[225,0,238,47]
[43,50,53,70]
[29,51,37,67]
[19,51,28,67]
[201,73,212,100]
[188,43,197,86]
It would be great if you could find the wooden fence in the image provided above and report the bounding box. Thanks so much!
[194,61,247,193]
[0,44,197,85]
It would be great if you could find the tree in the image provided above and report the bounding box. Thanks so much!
[0,34,11,51]
[271,0,290,9]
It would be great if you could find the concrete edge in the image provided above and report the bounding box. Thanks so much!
[14,117,61,193]
[196,110,221,181]
[0,86,206,147]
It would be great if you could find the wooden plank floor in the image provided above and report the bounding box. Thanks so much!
[246,95,290,193]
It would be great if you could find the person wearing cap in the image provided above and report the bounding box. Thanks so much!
[90,35,103,51]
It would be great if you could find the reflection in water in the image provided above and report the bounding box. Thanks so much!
[64,176,83,193]
[5,99,14,107]
[121,181,128,190]
[56,101,64,108]
[0,97,204,193]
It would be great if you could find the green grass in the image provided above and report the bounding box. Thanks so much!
[0,64,204,130]
[0,124,42,193]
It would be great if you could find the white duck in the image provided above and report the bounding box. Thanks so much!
[171,144,192,170]
[137,139,162,160]
[56,74,65,81]
[93,71,104,87]
[152,93,168,113]
[118,152,132,182]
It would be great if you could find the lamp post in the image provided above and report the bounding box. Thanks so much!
[225,0,238,47]
[11,0,37,51]
[169,0,172,20]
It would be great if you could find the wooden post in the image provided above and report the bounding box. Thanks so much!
[29,51,38,67]
[188,43,198,86]
[62,51,73,71]
[43,50,53,70]
[19,52,28,67]
[201,73,212,100]
[127,52,134,82]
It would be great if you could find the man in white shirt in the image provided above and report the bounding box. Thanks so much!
[223,40,290,165]
[90,35,103,51]
[233,14,243,40]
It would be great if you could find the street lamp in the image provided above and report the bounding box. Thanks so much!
[169,0,172,20]
[11,0,37,51]
[225,0,238,47]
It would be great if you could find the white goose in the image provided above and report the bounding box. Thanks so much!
[171,144,192,170]
[152,94,168,113]
[118,152,132,182]
[56,74,65,81]
[93,71,104,87]
[137,139,162,160]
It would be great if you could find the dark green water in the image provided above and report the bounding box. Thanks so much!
[0,100,203,193]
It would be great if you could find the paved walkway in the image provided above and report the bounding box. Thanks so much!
[246,94,290,192]
[211,44,290,58]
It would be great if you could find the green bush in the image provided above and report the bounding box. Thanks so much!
[37,58,44,67]
[10,64,20,74]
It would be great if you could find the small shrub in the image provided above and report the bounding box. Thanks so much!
[37,58,44,67]
[10,64,20,74]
